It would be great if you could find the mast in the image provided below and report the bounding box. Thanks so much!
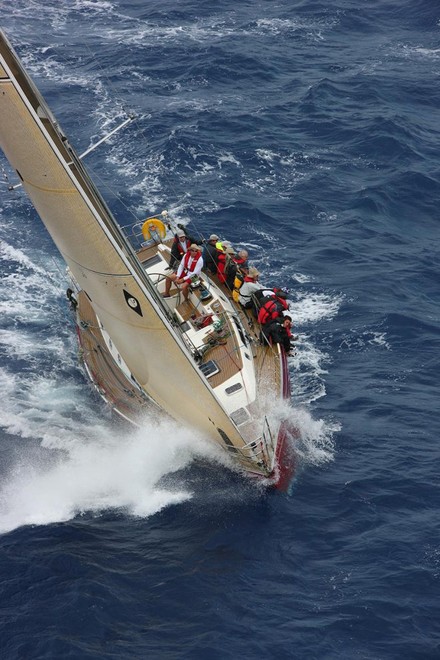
[0,31,262,461]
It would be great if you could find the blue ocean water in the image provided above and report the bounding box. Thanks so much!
[1,0,439,657]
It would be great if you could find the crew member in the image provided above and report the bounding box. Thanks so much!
[163,244,203,300]
[253,288,289,315]
[261,315,296,355]
[234,249,249,272]
[217,246,236,285]
[170,228,197,269]
[238,267,264,309]
[202,234,221,274]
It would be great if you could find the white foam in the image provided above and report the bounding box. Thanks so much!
[290,406,339,466]
[0,328,60,358]
[0,240,62,287]
[250,15,342,47]
[369,331,390,349]
[290,291,343,325]
[263,396,336,468]
[0,418,225,534]
[102,17,249,48]
[293,273,314,284]
[395,44,440,60]
[0,368,89,445]
[0,241,67,332]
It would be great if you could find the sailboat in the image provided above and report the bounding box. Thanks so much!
[0,31,295,488]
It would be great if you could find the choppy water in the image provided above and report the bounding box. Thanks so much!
[1,1,439,658]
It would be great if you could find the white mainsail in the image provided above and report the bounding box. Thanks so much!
[0,31,270,467]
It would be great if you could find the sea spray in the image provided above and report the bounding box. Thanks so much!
[0,417,227,534]
[264,395,337,469]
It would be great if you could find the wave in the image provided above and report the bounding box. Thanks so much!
[0,418,226,535]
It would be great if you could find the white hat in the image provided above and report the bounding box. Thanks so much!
[176,228,185,237]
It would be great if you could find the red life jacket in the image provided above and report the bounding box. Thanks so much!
[174,236,191,256]
[217,252,227,283]
[258,299,282,325]
[181,251,201,280]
